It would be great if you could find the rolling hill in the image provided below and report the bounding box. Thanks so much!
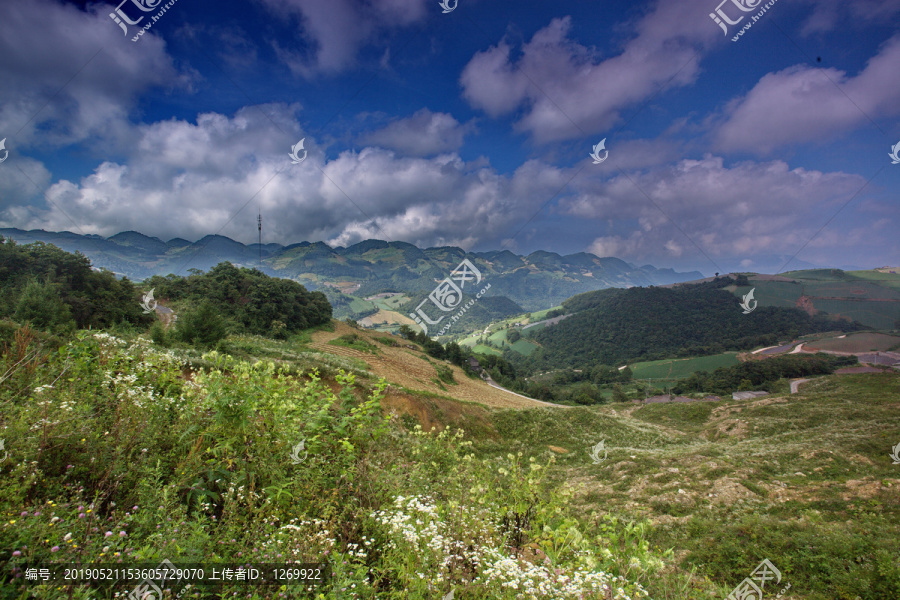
[0,228,704,335]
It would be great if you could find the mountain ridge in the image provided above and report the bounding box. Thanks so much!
[0,227,705,315]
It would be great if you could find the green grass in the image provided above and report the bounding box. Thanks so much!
[847,269,900,291]
[348,297,376,313]
[373,335,400,346]
[329,333,380,353]
[630,352,740,381]
[470,344,500,355]
[509,339,539,356]
[5,321,899,600]
[477,371,900,600]
[369,294,410,311]
[803,332,900,353]
[742,275,900,329]
[528,307,563,321]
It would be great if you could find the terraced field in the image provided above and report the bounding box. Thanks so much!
[803,332,900,353]
[740,274,900,329]
[847,269,900,290]
[629,352,740,382]
[358,308,416,328]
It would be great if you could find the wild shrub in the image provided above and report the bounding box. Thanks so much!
[175,303,228,348]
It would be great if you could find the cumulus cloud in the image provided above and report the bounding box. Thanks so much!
[798,0,900,36]
[712,35,900,153]
[359,109,475,156]
[3,104,570,251]
[459,1,720,143]
[260,0,428,77]
[568,155,868,262]
[0,0,186,151]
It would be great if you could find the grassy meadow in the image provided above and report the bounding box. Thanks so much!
[1,321,898,599]
[629,353,741,384]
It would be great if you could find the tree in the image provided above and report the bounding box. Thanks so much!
[176,303,228,348]
[149,321,169,346]
[14,278,73,334]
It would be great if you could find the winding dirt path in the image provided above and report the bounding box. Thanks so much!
[790,379,810,394]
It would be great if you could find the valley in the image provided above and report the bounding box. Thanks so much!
[2,237,899,600]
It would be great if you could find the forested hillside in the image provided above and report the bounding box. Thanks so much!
[144,262,332,338]
[0,236,151,334]
[523,278,866,371]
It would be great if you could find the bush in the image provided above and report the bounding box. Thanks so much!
[612,384,630,402]
[13,278,73,335]
[435,363,456,384]
[270,319,288,340]
[148,320,169,346]
[175,303,228,348]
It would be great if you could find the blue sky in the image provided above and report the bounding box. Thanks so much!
[0,0,898,275]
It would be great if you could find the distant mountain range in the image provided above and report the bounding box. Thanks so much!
[0,228,705,313]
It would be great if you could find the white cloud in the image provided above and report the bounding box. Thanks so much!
[4,105,569,251]
[573,155,869,262]
[360,109,474,156]
[712,35,900,153]
[459,2,719,143]
[0,0,187,150]
[260,0,428,77]
[798,0,900,35]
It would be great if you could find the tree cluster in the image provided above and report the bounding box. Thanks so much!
[521,280,866,372]
[396,325,519,388]
[671,354,858,395]
[144,262,332,339]
[0,237,151,334]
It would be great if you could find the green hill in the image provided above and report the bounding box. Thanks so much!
[732,270,900,329]
[522,278,866,371]
[0,228,705,331]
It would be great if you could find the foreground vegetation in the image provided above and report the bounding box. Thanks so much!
[480,373,900,600]
[3,321,897,599]
[0,325,654,599]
